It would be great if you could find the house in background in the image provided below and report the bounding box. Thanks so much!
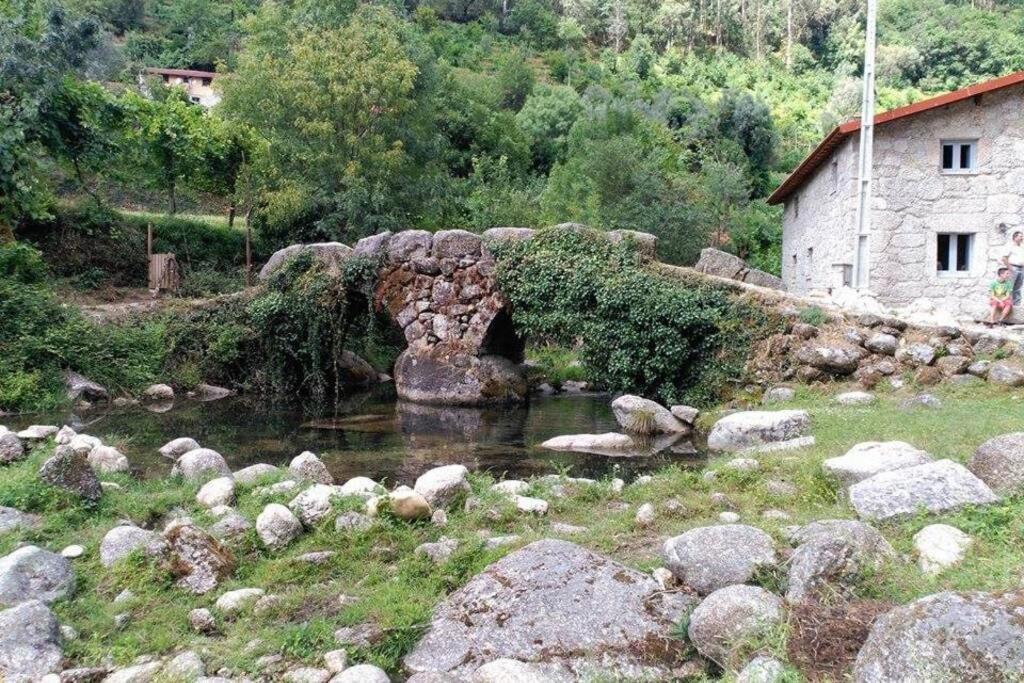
[143,67,221,108]
[769,70,1024,320]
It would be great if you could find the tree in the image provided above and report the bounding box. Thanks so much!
[717,89,777,178]
[698,158,750,246]
[37,78,123,206]
[605,0,628,52]
[220,4,446,243]
[0,7,98,227]
[626,34,656,78]
[496,49,536,110]
[120,91,217,214]
[193,121,259,227]
[516,84,584,172]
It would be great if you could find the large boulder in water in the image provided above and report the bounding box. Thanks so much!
[662,524,777,595]
[0,600,63,682]
[854,590,1024,682]
[967,432,1024,496]
[64,370,108,402]
[0,545,74,607]
[403,539,696,678]
[394,350,527,406]
[339,350,379,386]
[611,395,688,435]
[707,410,810,452]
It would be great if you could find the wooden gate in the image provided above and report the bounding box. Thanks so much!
[148,253,180,292]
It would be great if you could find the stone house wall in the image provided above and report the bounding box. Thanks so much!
[781,83,1024,320]
[868,86,1024,318]
[780,137,859,292]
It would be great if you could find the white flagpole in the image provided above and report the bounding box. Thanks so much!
[853,0,877,290]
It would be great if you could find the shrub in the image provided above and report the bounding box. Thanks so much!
[492,227,777,405]
[0,241,166,411]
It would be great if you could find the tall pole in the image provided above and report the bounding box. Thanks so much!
[853,0,877,289]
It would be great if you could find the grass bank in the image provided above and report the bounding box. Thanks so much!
[16,204,270,295]
[2,381,1022,679]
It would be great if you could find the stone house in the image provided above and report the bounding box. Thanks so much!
[769,70,1024,320]
[143,68,221,108]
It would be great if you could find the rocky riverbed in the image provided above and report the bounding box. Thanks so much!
[2,382,1024,682]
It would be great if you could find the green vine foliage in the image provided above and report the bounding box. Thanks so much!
[492,227,777,405]
[162,252,401,412]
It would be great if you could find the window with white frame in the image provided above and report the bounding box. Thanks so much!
[936,233,974,273]
[940,140,977,173]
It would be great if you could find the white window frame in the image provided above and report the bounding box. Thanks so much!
[936,232,975,276]
[940,139,978,175]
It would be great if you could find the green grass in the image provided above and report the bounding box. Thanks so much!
[118,209,249,231]
[525,344,590,386]
[2,381,1023,678]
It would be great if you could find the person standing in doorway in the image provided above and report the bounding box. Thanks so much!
[1003,230,1024,306]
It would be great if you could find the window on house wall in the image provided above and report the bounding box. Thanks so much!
[793,194,800,218]
[830,158,839,194]
[936,233,974,272]
[202,78,212,86]
[805,247,814,283]
[190,96,201,104]
[940,140,977,173]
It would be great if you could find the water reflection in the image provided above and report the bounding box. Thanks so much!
[7,387,704,483]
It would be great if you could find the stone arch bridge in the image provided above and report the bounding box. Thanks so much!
[258,226,661,406]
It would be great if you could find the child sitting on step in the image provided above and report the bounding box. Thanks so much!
[988,266,1014,325]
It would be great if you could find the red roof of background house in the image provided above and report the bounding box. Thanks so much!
[144,67,219,80]
[767,70,1024,205]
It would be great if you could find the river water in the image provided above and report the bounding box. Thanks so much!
[6,387,703,484]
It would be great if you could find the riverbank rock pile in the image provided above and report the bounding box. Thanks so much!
[62,370,235,413]
[748,308,1024,390]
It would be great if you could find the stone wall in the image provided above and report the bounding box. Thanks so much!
[694,248,784,289]
[747,307,1024,391]
[258,225,660,406]
[367,229,528,406]
[781,83,1024,320]
[781,136,859,294]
